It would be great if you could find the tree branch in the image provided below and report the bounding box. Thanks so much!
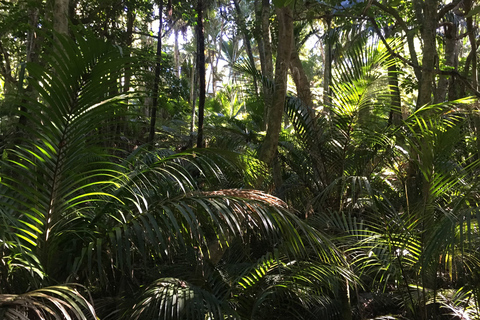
[372,0,408,32]
[367,15,419,70]
[371,0,421,80]
[439,69,480,98]
[437,0,463,20]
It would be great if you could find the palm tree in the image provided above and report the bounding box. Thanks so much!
[279,33,480,319]
[0,31,348,319]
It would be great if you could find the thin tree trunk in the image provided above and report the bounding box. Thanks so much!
[213,14,224,97]
[174,27,180,78]
[189,56,197,148]
[0,42,14,95]
[290,45,313,111]
[148,1,163,147]
[254,0,267,101]
[261,0,273,82]
[381,26,403,125]
[124,9,135,94]
[122,7,135,142]
[196,0,206,148]
[323,16,332,106]
[388,62,403,125]
[435,21,459,102]
[258,6,293,166]
[260,0,274,129]
[233,0,258,96]
[18,3,41,129]
[416,0,438,108]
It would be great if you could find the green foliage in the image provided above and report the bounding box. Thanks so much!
[0,31,348,319]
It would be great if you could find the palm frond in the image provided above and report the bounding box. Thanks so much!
[0,285,96,320]
[0,31,145,283]
[130,277,234,320]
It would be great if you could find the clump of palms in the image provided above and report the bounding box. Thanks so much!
[278,34,480,319]
[0,31,350,319]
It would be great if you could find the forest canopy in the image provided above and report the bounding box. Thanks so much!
[1,0,480,319]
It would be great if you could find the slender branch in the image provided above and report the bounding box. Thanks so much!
[439,70,480,97]
[371,0,421,80]
[372,0,409,32]
[132,18,179,40]
[367,15,419,71]
[368,14,480,98]
[437,0,463,20]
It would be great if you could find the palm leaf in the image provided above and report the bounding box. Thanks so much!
[0,285,96,320]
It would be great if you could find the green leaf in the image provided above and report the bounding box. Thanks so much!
[466,5,480,17]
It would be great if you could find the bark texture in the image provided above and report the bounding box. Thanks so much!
[290,46,313,110]
[258,6,293,166]
[54,0,69,35]
[260,0,274,123]
[416,0,439,108]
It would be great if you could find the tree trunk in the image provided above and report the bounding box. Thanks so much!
[124,9,135,94]
[465,0,477,90]
[254,0,267,104]
[189,56,197,148]
[122,7,135,142]
[290,45,313,111]
[388,61,403,125]
[18,3,41,129]
[258,6,293,166]
[435,20,459,102]
[416,0,438,108]
[259,0,274,129]
[196,0,206,148]
[53,0,69,35]
[148,1,163,147]
[213,14,224,97]
[174,27,180,78]
[233,0,258,97]
[323,16,332,106]
[465,0,480,160]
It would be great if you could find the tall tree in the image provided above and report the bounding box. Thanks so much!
[232,0,259,96]
[258,5,294,166]
[196,0,206,148]
[149,0,164,146]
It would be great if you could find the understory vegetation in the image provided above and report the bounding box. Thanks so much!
[1,0,480,319]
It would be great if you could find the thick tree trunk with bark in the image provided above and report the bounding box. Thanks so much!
[196,0,206,148]
[258,6,293,166]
